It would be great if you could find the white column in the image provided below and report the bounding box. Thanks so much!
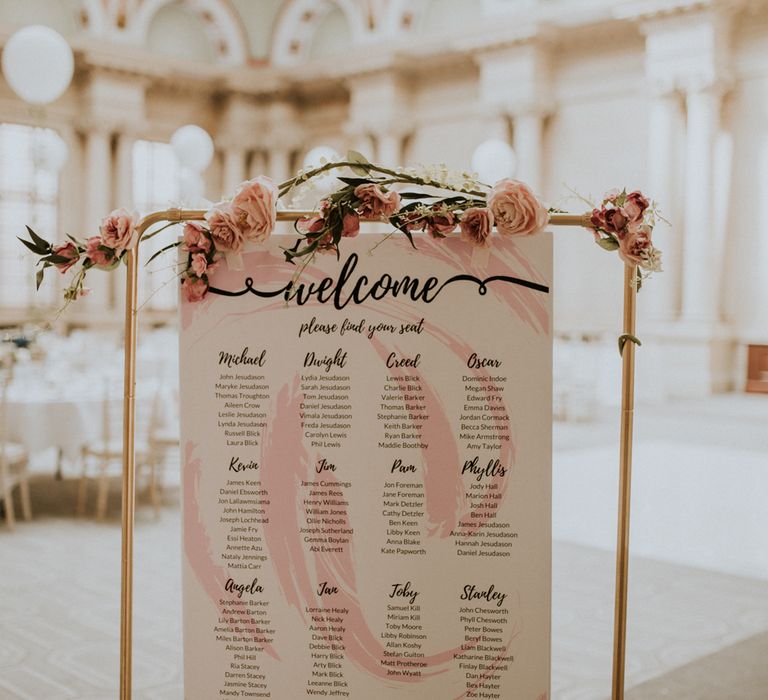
[268,147,293,184]
[82,127,113,307]
[83,128,112,231]
[376,133,402,167]
[644,89,682,323]
[57,126,82,239]
[113,132,136,310]
[512,108,545,193]
[222,147,247,194]
[249,150,266,180]
[681,83,722,325]
[114,132,135,211]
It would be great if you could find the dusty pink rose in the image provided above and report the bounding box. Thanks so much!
[342,211,360,238]
[459,207,494,248]
[183,222,211,254]
[314,232,337,255]
[624,191,649,222]
[488,179,548,237]
[99,208,137,252]
[231,176,278,244]
[603,207,629,235]
[354,183,401,220]
[85,236,115,269]
[618,222,653,266]
[182,275,208,303]
[190,253,210,277]
[590,207,607,231]
[297,215,325,235]
[51,242,79,273]
[205,203,246,252]
[425,207,456,239]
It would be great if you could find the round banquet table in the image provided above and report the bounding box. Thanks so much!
[4,376,158,475]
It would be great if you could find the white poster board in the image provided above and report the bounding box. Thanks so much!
[180,232,552,699]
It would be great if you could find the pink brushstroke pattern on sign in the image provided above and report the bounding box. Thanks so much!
[183,441,280,660]
[182,234,550,695]
[258,388,522,689]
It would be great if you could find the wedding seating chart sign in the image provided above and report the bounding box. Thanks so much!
[179,232,552,699]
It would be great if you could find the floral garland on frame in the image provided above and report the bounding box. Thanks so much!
[19,151,663,306]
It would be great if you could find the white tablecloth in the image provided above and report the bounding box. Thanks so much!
[5,378,163,466]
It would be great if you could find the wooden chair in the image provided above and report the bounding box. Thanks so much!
[144,388,179,518]
[76,384,152,521]
[0,366,32,530]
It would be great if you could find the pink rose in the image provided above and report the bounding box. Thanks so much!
[425,207,456,239]
[190,253,210,277]
[488,179,548,237]
[590,207,607,231]
[603,207,629,235]
[624,191,649,222]
[354,183,401,220]
[206,203,245,252]
[182,275,208,303]
[618,222,653,266]
[85,236,116,269]
[314,232,337,256]
[231,176,278,244]
[99,208,137,252]
[297,215,325,235]
[183,222,211,254]
[51,242,79,273]
[459,207,494,248]
[342,211,360,238]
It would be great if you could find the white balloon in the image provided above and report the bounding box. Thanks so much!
[31,130,68,172]
[302,145,342,197]
[302,145,340,170]
[1,25,74,105]
[471,139,517,184]
[170,125,214,173]
[178,168,207,205]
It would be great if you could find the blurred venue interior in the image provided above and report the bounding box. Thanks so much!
[1,1,767,698]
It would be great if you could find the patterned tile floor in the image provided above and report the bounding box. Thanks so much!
[1,394,766,699]
[2,500,767,699]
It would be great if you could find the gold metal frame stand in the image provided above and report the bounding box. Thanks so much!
[119,210,636,700]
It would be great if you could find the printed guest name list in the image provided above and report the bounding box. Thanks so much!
[180,234,552,699]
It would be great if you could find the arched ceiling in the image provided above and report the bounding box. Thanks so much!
[0,0,536,67]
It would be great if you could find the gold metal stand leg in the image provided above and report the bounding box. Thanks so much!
[120,247,139,700]
[611,264,638,700]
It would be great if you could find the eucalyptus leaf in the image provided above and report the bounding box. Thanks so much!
[596,237,620,251]
[346,150,372,176]
[35,268,44,290]
[617,333,642,356]
[347,150,370,165]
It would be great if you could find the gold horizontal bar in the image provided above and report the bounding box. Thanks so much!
[143,209,592,228]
